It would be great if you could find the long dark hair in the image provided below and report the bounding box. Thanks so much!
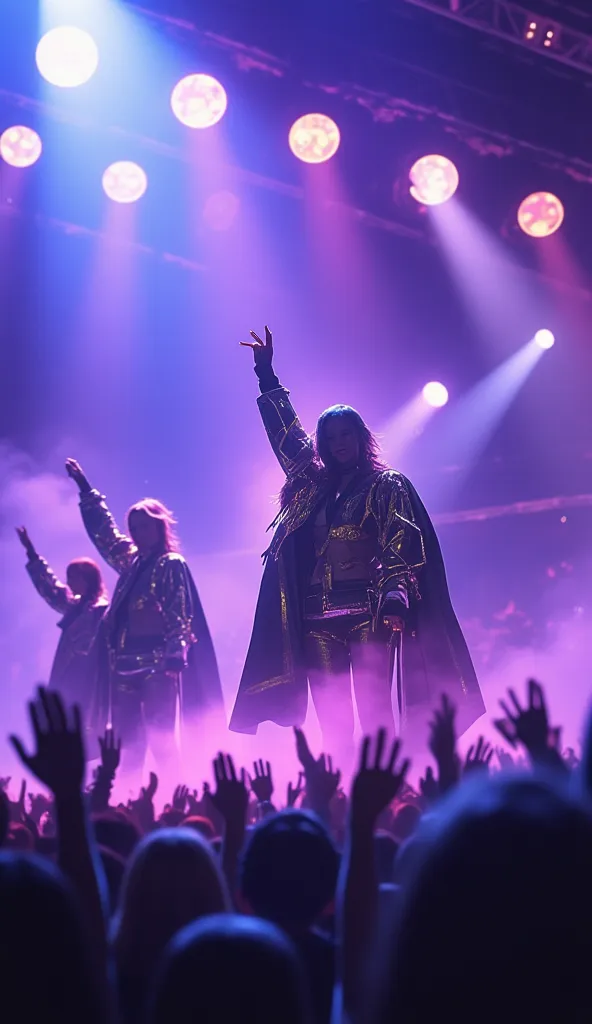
[66,558,106,604]
[280,405,386,507]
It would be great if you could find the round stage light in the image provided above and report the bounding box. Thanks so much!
[288,114,340,164]
[422,381,449,408]
[409,155,459,206]
[171,74,227,129]
[36,26,99,88]
[534,329,555,350]
[0,126,42,168]
[102,161,148,204]
[517,192,564,238]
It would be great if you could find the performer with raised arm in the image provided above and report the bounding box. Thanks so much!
[64,458,224,777]
[16,527,108,724]
[230,327,484,759]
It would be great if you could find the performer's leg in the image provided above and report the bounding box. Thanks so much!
[111,675,147,781]
[304,623,354,768]
[141,670,179,779]
[350,621,396,736]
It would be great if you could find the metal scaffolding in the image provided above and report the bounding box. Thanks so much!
[402,0,592,76]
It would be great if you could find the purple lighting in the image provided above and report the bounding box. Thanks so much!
[102,162,148,204]
[534,329,555,350]
[410,155,459,206]
[0,126,42,168]
[289,114,340,164]
[171,74,228,129]
[36,26,99,88]
[422,381,449,408]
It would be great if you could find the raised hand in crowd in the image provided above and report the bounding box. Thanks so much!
[211,753,249,897]
[494,678,567,774]
[16,526,37,561]
[464,736,494,776]
[9,687,109,1000]
[287,771,305,808]
[90,727,122,813]
[428,693,459,794]
[65,457,92,493]
[294,727,341,825]
[128,771,159,833]
[495,745,516,771]
[418,764,439,807]
[172,784,190,813]
[250,759,274,804]
[339,729,410,1017]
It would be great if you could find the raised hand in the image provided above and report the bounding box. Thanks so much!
[16,527,36,560]
[240,326,273,367]
[494,679,566,773]
[98,727,121,776]
[495,679,549,754]
[418,764,439,806]
[464,736,494,776]
[211,753,249,829]
[250,759,274,803]
[287,772,305,808]
[428,693,459,792]
[172,784,189,813]
[351,729,410,827]
[129,771,158,833]
[65,458,91,492]
[294,726,319,774]
[10,688,85,799]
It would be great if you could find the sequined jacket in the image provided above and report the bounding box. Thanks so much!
[26,555,108,697]
[258,384,426,612]
[79,490,195,674]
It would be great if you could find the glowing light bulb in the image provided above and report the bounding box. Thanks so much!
[36,27,99,88]
[409,155,459,206]
[171,74,227,129]
[534,329,555,350]
[0,126,42,167]
[102,162,147,203]
[289,114,340,164]
[422,382,449,408]
[517,192,564,238]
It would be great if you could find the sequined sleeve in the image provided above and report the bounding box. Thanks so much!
[79,489,136,575]
[157,554,195,666]
[257,387,316,480]
[26,556,74,615]
[368,471,426,594]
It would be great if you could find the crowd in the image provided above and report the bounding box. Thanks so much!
[0,678,590,1023]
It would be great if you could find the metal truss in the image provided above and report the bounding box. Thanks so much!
[402,0,592,76]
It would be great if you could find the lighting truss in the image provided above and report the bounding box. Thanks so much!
[402,0,592,76]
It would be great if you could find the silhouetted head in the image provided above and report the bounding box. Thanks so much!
[0,852,103,1023]
[66,557,106,602]
[127,499,178,556]
[316,405,386,475]
[113,828,230,980]
[372,774,592,1023]
[149,914,311,1024]
[240,810,339,931]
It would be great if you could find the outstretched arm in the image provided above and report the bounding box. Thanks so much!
[241,327,315,481]
[17,527,74,615]
[65,459,135,574]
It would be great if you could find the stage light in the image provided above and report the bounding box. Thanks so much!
[422,381,449,408]
[171,74,227,129]
[36,27,99,88]
[102,162,147,203]
[517,192,564,238]
[288,114,340,164]
[534,329,555,350]
[0,126,42,168]
[409,155,459,206]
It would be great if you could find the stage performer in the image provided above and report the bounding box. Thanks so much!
[65,458,224,777]
[230,327,484,758]
[16,526,108,724]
